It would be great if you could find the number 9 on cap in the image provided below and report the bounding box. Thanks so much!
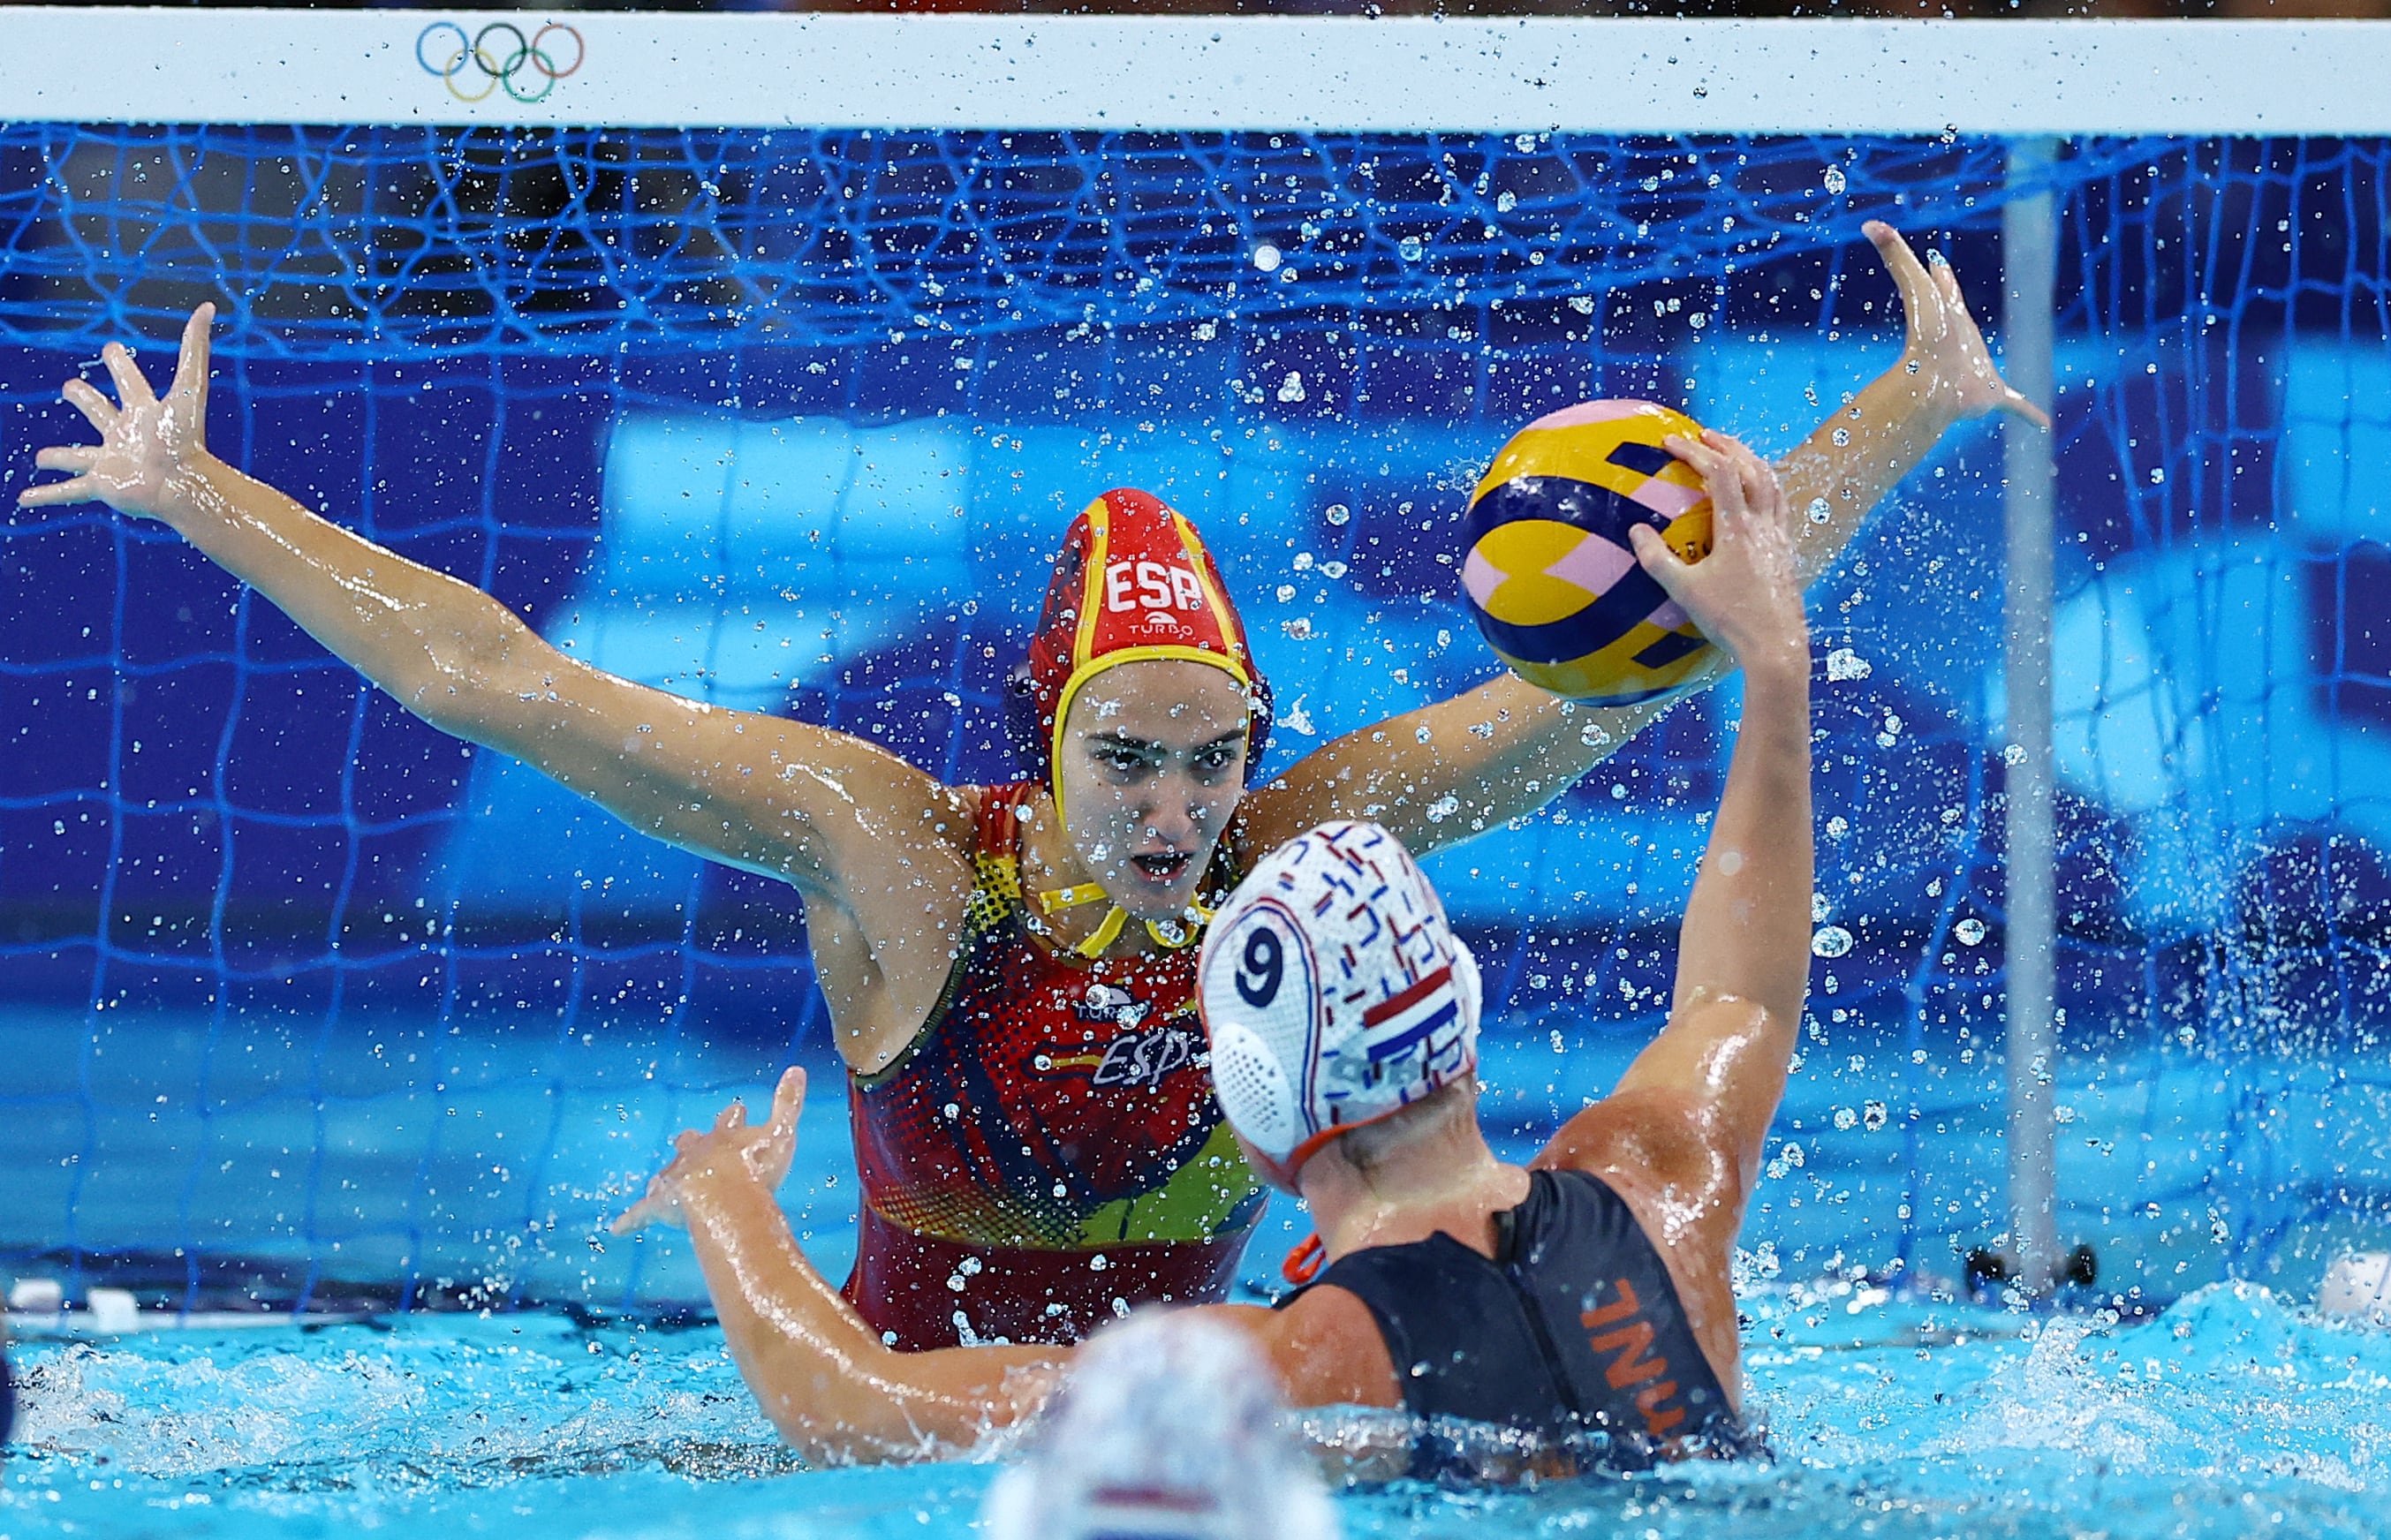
[1198,902,1318,1165]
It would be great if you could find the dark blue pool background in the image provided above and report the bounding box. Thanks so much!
[1,126,2387,1311]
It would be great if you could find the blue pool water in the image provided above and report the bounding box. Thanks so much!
[7,1280,2387,1540]
[7,995,2388,1537]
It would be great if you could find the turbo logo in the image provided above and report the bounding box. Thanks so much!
[416,21,585,105]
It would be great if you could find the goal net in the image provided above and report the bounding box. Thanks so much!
[2,79,2384,1310]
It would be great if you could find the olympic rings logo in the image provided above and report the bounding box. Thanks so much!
[415,21,585,105]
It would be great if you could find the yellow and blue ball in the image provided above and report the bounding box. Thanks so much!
[1459,400,1717,706]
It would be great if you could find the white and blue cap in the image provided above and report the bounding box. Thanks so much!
[1196,820,1482,1180]
[981,1310,1339,1540]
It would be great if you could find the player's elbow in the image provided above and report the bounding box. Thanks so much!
[767,1400,967,1468]
[760,1380,897,1466]
[397,595,556,744]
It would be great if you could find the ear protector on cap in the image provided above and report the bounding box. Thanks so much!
[1196,820,1481,1180]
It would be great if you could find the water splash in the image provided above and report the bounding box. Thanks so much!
[5,1289,2390,1538]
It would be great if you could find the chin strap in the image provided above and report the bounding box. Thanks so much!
[1034,881,1214,960]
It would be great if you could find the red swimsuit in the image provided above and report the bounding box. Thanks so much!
[843,782,1266,1348]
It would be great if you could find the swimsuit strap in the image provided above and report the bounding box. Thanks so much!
[956,783,1039,937]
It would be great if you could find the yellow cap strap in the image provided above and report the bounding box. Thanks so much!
[1142,897,1214,951]
[1042,885,1214,958]
[1071,904,1131,960]
[1036,881,1112,916]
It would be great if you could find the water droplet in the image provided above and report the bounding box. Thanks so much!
[1834,1106,1858,1130]
[1823,166,1848,195]
[1323,502,1351,526]
[1955,917,1988,947]
[1826,647,1873,682]
[1397,235,1424,261]
[1812,925,1854,959]
[1807,497,1832,525]
[1252,244,1283,272]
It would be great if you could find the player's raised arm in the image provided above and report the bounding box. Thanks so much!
[1779,221,2051,583]
[17,306,972,917]
[1233,664,1689,861]
[1547,427,1812,1201]
[1238,223,2035,861]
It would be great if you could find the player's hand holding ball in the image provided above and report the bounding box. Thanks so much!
[1627,431,1807,679]
[1459,399,1727,706]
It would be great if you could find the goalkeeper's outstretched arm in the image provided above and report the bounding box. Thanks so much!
[19,306,978,1055]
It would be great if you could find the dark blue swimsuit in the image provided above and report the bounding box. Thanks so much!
[1299,1167,1755,1474]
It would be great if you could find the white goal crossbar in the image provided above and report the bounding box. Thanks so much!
[1,11,2388,135]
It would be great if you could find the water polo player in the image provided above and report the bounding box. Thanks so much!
[21,222,2031,1351]
[608,427,1813,1470]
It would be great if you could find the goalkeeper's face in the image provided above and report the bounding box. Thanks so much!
[1053,659,1252,923]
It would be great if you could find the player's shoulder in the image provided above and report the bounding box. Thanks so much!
[1532,1084,1729,1191]
[1229,1286,1402,1413]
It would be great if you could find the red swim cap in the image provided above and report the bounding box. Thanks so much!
[1005,489,1273,818]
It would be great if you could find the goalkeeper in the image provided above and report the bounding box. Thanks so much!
[611,427,1814,1472]
[19,223,2039,1351]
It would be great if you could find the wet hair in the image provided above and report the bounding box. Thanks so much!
[1335,1074,1479,1176]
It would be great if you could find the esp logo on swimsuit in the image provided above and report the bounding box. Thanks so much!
[1093,1023,1202,1088]
[1103,559,1206,615]
[1042,986,1200,1088]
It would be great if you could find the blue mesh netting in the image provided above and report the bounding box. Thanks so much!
[0,125,2385,1311]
